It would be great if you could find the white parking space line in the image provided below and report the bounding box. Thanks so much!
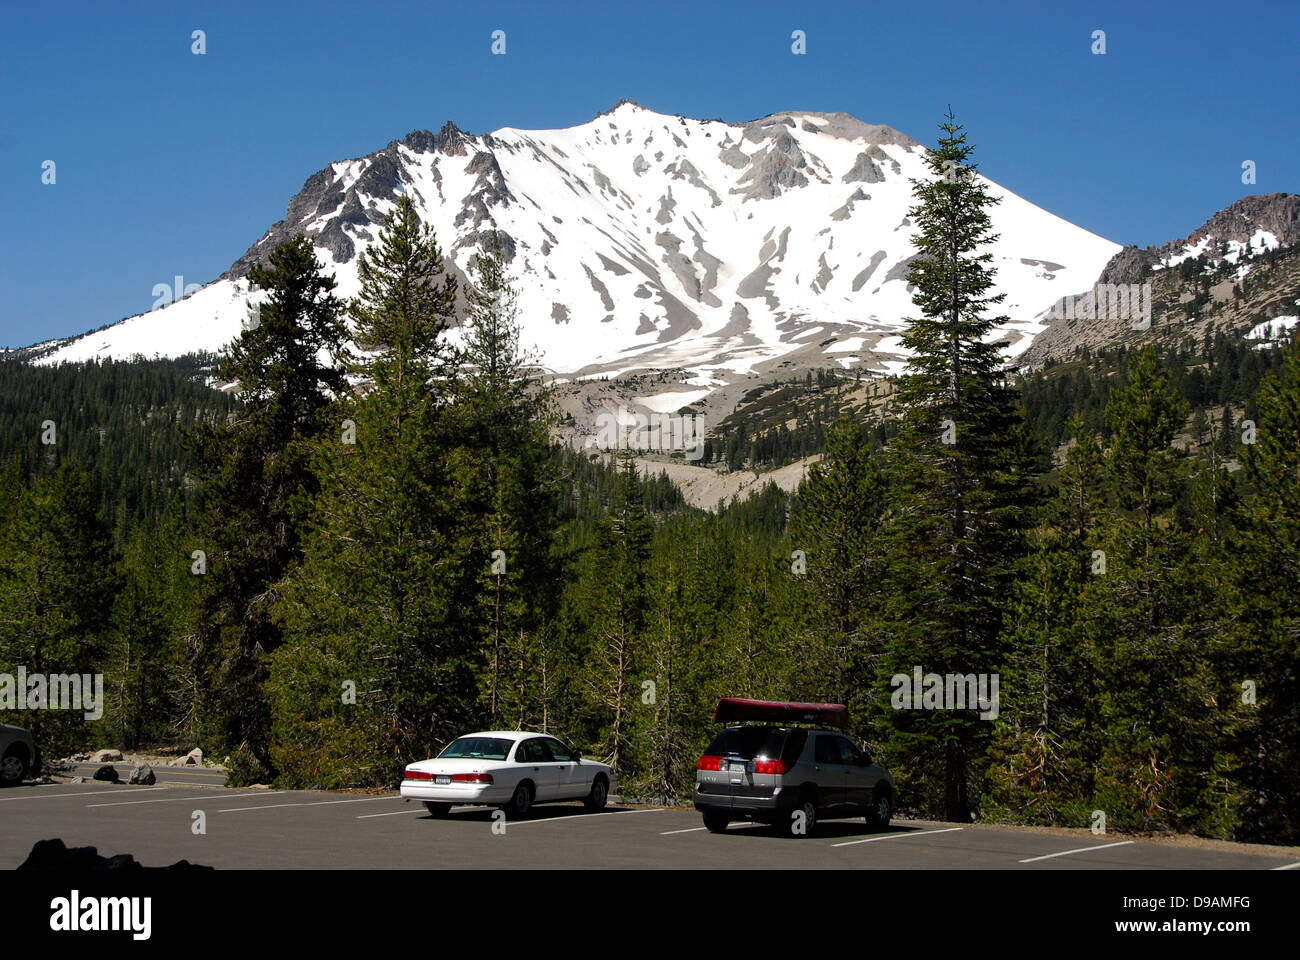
[215,796,404,813]
[832,826,964,848]
[88,792,262,808]
[0,786,169,802]
[503,807,664,827]
[660,827,707,835]
[358,809,426,819]
[1270,860,1300,870]
[1019,840,1135,863]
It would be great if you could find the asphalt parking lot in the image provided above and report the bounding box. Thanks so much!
[3,781,1297,870]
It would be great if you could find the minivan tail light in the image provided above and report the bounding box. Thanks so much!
[697,755,723,771]
[752,759,790,775]
[450,772,494,784]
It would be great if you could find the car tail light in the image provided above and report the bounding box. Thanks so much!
[697,755,723,771]
[752,759,790,775]
[404,769,434,781]
[450,772,494,784]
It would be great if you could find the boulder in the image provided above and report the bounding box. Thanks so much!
[18,838,213,871]
[90,749,123,763]
[183,748,203,766]
[128,764,156,785]
[91,764,119,783]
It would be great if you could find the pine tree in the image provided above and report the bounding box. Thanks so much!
[269,198,467,786]
[104,526,174,749]
[1088,345,1209,830]
[877,111,1038,822]
[628,533,713,802]
[1222,332,1300,841]
[0,463,118,759]
[581,447,653,775]
[1101,345,1188,629]
[450,231,560,728]
[790,417,888,717]
[187,234,348,782]
[989,415,1104,824]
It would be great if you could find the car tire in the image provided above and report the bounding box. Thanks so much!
[423,801,451,817]
[583,776,608,811]
[702,811,729,833]
[504,782,533,818]
[0,747,27,787]
[789,795,817,838]
[866,786,893,831]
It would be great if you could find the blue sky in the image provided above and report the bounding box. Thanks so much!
[2,0,1296,348]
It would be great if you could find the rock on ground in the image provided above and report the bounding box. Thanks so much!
[18,838,212,871]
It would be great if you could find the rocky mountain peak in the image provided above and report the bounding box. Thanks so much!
[46,105,1120,390]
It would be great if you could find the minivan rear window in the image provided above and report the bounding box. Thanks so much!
[706,727,804,763]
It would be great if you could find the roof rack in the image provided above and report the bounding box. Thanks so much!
[713,697,849,728]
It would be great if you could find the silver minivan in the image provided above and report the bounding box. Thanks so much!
[693,699,895,838]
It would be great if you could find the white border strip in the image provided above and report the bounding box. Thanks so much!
[216,796,402,813]
[88,792,263,808]
[0,786,168,802]
[503,807,664,827]
[1019,840,1134,863]
[833,826,964,848]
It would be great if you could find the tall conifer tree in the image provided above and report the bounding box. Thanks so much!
[270,197,465,786]
[878,112,1037,822]
[188,234,348,782]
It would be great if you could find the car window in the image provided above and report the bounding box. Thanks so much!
[814,735,841,765]
[837,738,864,765]
[705,726,789,761]
[438,737,512,760]
[543,738,572,761]
[517,738,554,763]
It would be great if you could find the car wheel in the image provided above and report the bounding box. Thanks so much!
[789,795,817,838]
[583,776,608,811]
[0,748,27,787]
[504,782,533,818]
[702,811,729,833]
[423,801,451,817]
[866,787,893,831]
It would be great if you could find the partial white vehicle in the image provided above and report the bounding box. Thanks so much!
[400,731,615,818]
[0,723,37,787]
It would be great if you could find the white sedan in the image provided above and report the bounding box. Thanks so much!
[400,731,615,818]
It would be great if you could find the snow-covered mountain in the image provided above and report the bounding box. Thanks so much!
[39,101,1120,385]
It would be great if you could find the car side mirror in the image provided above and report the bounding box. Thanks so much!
[574,750,583,761]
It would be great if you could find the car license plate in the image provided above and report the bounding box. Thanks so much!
[434,775,451,785]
